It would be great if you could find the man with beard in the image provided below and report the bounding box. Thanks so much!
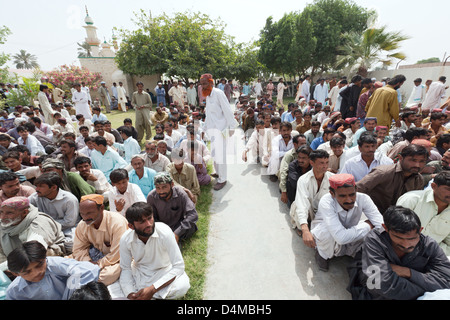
[356,144,428,215]
[146,172,198,243]
[365,75,406,129]
[347,206,450,300]
[119,202,190,300]
[199,73,238,191]
[70,194,128,287]
[397,171,450,256]
[131,82,153,143]
[310,174,383,272]
[340,132,393,182]
[138,140,170,173]
[421,149,450,188]
[0,197,65,273]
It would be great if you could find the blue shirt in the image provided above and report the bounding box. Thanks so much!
[6,256,99,300]
[129,167,157,197]
[281,111,295,123]
[113,136,142,163]
[310,137,324,150]
[91,147,128,182]
[92,113,108,123]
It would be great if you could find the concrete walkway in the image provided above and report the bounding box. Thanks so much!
[204,125,352,300]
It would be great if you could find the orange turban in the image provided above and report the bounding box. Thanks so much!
[80,194,104,205]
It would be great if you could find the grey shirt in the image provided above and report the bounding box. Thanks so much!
[29,189,80,232]
[146,186,198,238]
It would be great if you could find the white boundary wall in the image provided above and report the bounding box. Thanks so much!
[368,64,450,106]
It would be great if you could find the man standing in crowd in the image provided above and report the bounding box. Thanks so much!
[131,82,153,143]
[199,73,238,191]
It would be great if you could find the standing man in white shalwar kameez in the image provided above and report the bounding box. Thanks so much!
[313,78,329,105]
[37,85,56,125]
[422,76,448,111]
[81,82,92,105]
[301,75,312,103]
[72,83,93,120]
[200,73,238,191]
[168,80,187,107]
[117,82,127,112]
[406,78,427,109]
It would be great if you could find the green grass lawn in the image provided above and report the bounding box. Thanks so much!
[106,108,213,300]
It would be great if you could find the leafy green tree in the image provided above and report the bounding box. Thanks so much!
[304,0,372,74]
[0,26,12,82]
[227,42,262,83]
[289,10,317,78]
[116,10,235,83]
[335,24,409,77]
[417,57,440,64]
[12,49,39,69]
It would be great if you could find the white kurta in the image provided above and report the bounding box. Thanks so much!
[204,88,238,183]
[311,193,383,259]
[301,80,311,102]
[422,81,447,111]
[406,84,426,108]
[119,223,190,299]
[254,82,263,97]
[267,135,293,175]
[81,86,92,102]
[37,91,55,125]
[291,170,334,229]
[313,84,329,105]
[117,86,127,111]
[72,90,92,120]
[168,85,187,106]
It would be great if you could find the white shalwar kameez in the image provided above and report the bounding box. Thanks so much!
[72,90,92,120]
[310,193,383,260]
[204,88,238,184]
[422,81,447,111]
[406,84,426,108]
[117,85,127,111]
[37,91,55,125]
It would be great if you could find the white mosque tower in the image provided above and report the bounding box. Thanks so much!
[79,7,160,100]
[82,6,102,57]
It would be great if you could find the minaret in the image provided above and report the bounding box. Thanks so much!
[82,6,101,57]
[112,29,119,51]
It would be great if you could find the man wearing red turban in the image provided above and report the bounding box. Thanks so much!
[199,74,238,190]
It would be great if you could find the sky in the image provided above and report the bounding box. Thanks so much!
[2,0,449,72]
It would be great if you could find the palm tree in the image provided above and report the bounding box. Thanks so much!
[12,49,39,69]
[335,25,409,78]
[77,41,92,58]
